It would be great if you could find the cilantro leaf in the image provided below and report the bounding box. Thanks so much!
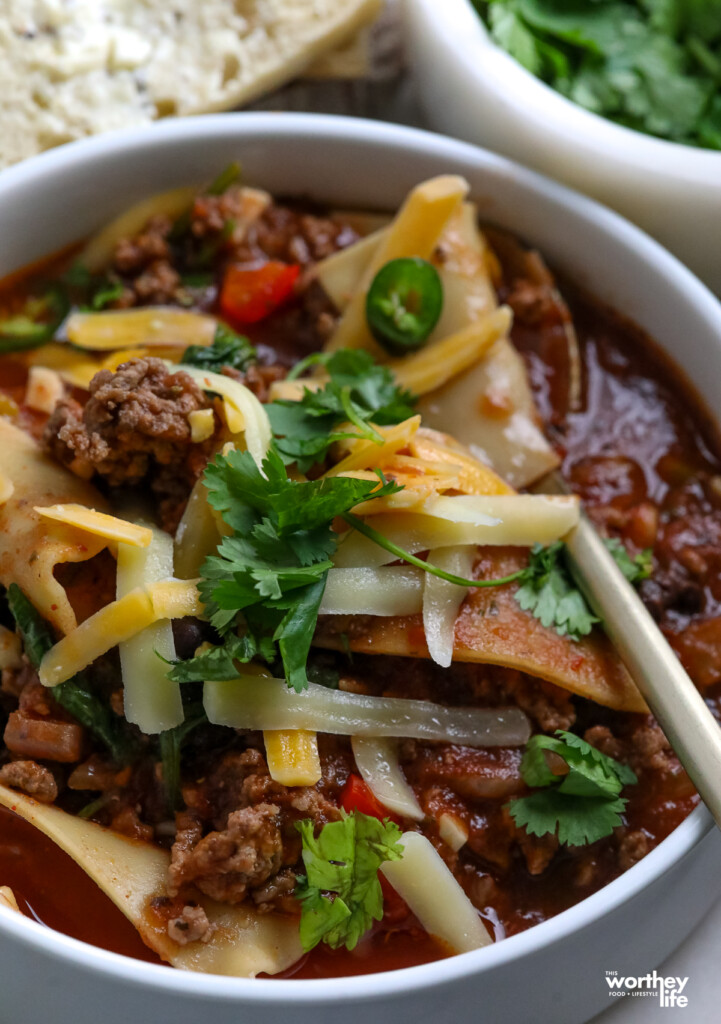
[509,790,630,847]
[267,349,417,473]
[295,811,403,952]
[514,541,600,641]
[182,324,257,373]
[476,0,721,149]
[604,537,652,583]
[197,447,400,691]
[508,729,638,846]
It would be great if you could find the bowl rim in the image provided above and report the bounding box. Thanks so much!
[0,110,718,1003]
[413,0,721,177]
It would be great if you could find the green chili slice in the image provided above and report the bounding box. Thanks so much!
[365,257,443,355]
[0,285,70,353]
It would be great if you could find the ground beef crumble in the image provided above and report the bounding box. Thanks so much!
[167,748,341,910]
[0,760,57,803]
[44,357,218,532]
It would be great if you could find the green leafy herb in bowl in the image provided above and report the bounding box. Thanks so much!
[472,0,721,149]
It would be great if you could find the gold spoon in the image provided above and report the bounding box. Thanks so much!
[541,473,721,828]
[0,783,301,976]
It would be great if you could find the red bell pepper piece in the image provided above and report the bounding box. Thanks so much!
[341,775,409,923]
[341,774,394,821]
[220,261,300,325]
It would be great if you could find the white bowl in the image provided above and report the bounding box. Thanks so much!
[1,113,721,1024]
[405,0,721,296]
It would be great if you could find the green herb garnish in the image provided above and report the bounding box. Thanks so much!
[158,699,207,811]
[267,348,417,473]
[181,324,257,373]
[474,0,721,149]
[188,448,400,693]
[507,729,637,846]
[6,584,135,764]
[295,811,403,952]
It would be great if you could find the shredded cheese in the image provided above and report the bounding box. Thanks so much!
[381,832,492,952]
[204,678,531,747]
[177,365,272,468]
[117,525,184,734]
[264,730,322,787]
[325,416,421,478]
[39,580,203,687]
[34,504,153,548]
[188,408,216,443]
[351,737,424,821]
[423,546,475,668]
[438,812,469,852]
[66,308,217,350]
[25,366,64,414]
[320,566,424,616]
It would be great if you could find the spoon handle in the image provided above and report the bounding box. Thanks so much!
[566,512,721,829]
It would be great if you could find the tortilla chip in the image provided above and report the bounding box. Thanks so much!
[315,547,645,713]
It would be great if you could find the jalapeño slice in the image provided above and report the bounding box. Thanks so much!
[365,257,443,355]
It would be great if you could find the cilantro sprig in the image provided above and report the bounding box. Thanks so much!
[295,811,403,952]
[341,523,651,643]
[174,448,400,692]
[267,349,417,472]
[507,730,638,846]
[474,0,721,150]
[181,324,257,373]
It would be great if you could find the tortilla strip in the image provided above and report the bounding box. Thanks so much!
[0,784,301,977]
[314,547,645,713]
[0,420,108,634]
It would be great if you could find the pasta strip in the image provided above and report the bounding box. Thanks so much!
[325,175,469,356]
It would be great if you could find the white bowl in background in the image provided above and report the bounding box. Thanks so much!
[406,0,721,296]
[0,113,721,1024]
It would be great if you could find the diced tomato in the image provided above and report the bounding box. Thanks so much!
[341,775,409,924]
[219,261,300,325]
[341,774,395,821]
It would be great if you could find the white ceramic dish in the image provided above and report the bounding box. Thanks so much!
[405,0,721,297]
[0,113,720,1024]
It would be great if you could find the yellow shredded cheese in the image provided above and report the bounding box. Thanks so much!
[177,366,272,468]
[25,366,64,414]
[264,730,322,787]
[38,580,203,687]
[34,504,153,548]
[66,308,217,351]
[117,525,184,735]
[188,408,216,443]
[389,308,512,396]
[325,416,421,478]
